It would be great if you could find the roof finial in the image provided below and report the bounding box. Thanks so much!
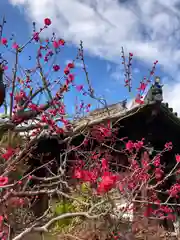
[154,76,162,88]
[144,76,163,103]
[152,76,163,102]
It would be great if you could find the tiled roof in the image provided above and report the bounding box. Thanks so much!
[71,101,149,133]
[69,100,180,137]
[72,100,128,128]
[160,102,180,126]
[161,102,178,116]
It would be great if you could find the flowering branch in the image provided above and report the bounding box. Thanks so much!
[12,202,110,240]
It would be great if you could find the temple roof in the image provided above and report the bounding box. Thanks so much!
[0,77,178,140]
[70,80,180,134]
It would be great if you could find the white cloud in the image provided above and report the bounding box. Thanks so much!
[163,82,180,115]
[110,71,123,82]
[106,63,112,73]
[104,88,111,93]
[110,64,125,84]
[133,68,140,74]
[8,0,180,71]
[8,0,180,113]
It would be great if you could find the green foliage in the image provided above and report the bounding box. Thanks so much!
[54,200,76,225]
[51,199,79,234]
[81,182,91,194]
[51,183,92,234]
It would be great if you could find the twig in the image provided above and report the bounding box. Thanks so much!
[10,50,19,119]
[12,207,109,240]
[149,162,179,190]
[0,16,6,43]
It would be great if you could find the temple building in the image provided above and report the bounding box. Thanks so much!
[23,77,180,233]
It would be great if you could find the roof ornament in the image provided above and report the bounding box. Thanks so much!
[144,76,163,103]
[153,76,163,102]
[154,76,162,88]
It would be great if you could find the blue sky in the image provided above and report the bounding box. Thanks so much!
[1,0,180,116]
